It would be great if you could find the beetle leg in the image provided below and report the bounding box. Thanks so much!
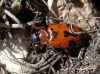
[64,48,69,53]
[51,46,64,62]
[35,44,44,52]
[32,23,45,29]
[31,12,46,32]
[31,11,45,29]
[32,43,37,55]
[39,44,44,50]
[28,38,38,63]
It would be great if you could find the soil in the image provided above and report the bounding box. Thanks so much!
[0,0,100,74]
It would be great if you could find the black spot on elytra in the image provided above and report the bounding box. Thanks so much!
[64,31,70,37]
[50,28,53,31]
[69,40,76,47]
[52,31,58,38]
[64,31,78,37]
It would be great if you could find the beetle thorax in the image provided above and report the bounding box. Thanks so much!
[38,29,49,44]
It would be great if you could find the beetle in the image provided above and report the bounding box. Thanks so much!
[28,23,81,54]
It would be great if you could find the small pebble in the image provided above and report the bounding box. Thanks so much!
[56,70,60,74]
[60,68,64,72]
[77,61,82,66]
[70,68,76,74]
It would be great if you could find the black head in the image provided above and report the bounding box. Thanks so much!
[27,32,40,44]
